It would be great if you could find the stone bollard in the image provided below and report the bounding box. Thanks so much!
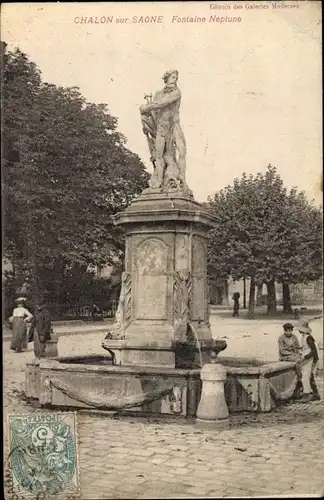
[196,355,229,429]
[45,334,59,358]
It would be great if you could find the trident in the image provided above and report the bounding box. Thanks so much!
[144,93,153,104]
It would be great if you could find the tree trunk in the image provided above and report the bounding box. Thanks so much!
[282,283,293,314]
[216,285,223,305]
[256,283,263,307]
[266,280,277,315]
[247,277,256,319]
[243,277,247,309]
[223,280,229,307]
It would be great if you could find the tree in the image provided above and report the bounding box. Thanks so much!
[2,43,149,301]
[206,165,323,317]
[276,189,323,313]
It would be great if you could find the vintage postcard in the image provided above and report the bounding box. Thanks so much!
[2,1,323,499]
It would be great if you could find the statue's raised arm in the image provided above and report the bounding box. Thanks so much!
[140,87,181,114]
[139,70,191,195]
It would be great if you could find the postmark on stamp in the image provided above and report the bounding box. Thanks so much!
[6,412,80,498]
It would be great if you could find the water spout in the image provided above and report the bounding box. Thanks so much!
[188,322,203,368]
[101,345,116,365]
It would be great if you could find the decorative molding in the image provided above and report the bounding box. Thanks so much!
[268,375,298,402]
[237,378,259,411]
[123,271,132,324]
[136,237,168,275]
[106,271,131,340]
[173,270,192,339]
[50,379,174,410]
[41,377,52,405]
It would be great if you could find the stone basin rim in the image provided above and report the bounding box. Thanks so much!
[101,339,227,352]
[33,354,297,377]
[35,356,202,376]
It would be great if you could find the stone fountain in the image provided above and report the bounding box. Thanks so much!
[25,70,227,418]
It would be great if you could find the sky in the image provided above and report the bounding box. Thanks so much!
[2,1,322,204]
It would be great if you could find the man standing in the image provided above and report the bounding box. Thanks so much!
[140,70,187,189]
[232,292,240,317]
[28,299,52,358]
[298,320,320,402]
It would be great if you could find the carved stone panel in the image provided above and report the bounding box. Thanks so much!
[192,278,206,321]
[175,235,189,271]
[192,237,206,276]
[135,238,168,320]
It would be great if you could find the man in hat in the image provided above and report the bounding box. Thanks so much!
[28,298,52,358]
[298,320,320,402]
[278,323,303,394]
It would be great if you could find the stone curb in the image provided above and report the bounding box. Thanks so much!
[2,326,110,342]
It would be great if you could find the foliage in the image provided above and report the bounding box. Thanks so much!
[2,42,149,296]
[277,188,323,284]
[3,267,120,320]
[206,165,323,313]
[50,267,121,307]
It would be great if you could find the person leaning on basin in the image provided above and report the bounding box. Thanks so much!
[278,322,320,402]
[278,323,303,398]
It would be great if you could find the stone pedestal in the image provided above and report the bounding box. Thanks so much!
[107,191,216,367]
[45,334,59,358]
[196,362,229,429]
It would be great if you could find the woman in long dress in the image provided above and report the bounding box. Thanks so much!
[9,298,33,352]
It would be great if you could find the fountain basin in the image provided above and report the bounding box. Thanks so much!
[25,356,202,417]
[220,356,300,412]
[25,353,302,415]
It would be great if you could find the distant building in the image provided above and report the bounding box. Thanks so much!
[209,277,247,307]
[286,279,323,305]
[209,277,323,307]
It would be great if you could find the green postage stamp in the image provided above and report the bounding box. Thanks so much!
[6,412,80,498]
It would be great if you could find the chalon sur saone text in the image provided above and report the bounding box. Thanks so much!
[74,15,243,24]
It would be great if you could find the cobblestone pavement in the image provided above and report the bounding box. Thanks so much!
[4,333,324,499]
